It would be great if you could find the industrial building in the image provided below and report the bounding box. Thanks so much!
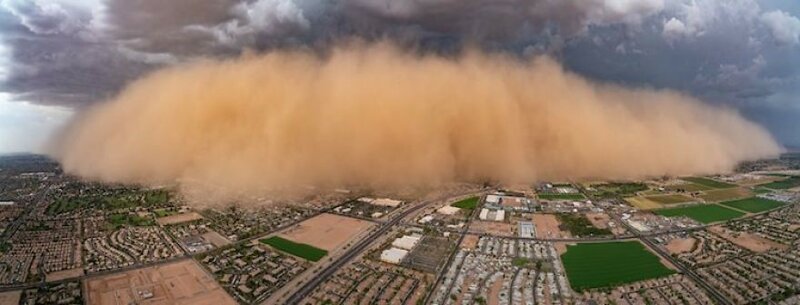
[380,248,409,264]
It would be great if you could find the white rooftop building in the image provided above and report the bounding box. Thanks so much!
[380,248,409,264]
[479,208,490,220]
[371,198,404,207]
[437,206,461,215]
[392,235,421,250]
[485,195,501,204]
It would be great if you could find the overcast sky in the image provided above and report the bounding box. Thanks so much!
[1,0,799,153]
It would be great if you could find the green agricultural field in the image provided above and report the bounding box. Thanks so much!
[587,182,648,199]
[451,197,479,210]
[538,193,586,200]
[560,241,674,291]
[645,194,694,205]
[260,236,328,262]
[680,177,735,189]
[655,204,744,224]
[719,197,786,213]
[760,176,800,190]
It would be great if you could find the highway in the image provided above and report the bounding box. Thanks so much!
[284,191,482,305]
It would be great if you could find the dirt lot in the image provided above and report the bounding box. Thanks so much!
[471,220,514,236]
[709,226,788,252]
[156,212,203,225]
[699,188,753,203]
[280,213,373,251]
[532,214,571,239]
[84,259,236,305]
[624,196,662,210]
[0,290,21,305]
[460,235,479,250]
[585,212,626,235]
[201,231,231,248]
[46,267,84,282]
[665,237,697,254]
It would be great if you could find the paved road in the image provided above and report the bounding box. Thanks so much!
[284,191,482,305]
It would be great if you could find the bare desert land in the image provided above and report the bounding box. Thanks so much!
[280,213,373,251]
[84,259,236,305]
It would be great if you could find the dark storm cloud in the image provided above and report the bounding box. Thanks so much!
[0,0,798,144]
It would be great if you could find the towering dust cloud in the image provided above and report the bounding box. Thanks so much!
[53,44,781,203]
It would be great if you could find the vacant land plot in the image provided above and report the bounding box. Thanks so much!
[156,212,203,225]
[760,176,800,190]
[665,238,696,254]
[680,177,735,189]
[699,188,753,202]
[471,220,514,236]
[655,204,745,224]
[624,196,662,210]
[557,213,611,237]
[450,197,479,210]
[587,183,648,198]
[260,236,328,262]
[45,267,84,282]
[279,213,372,251]
[84,260,235,305]
[645,194,695,205]
[718,197,786,213]
[709,226,788,252]
[0,290,21,305]
[532,214,571,239]
[560,241,674,291]
[538,193,586,200]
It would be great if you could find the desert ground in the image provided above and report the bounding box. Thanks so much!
[533,213,571,239]
[709,226,788,252]
[201,231,231,248]
[280,213,373,251]
[460,235,480,250]
[155,212,204,226]
[665,237,697,254]
[45,267,84,282]
[84,259,236,305]
[470,220,514,236]
[0,290,21,305]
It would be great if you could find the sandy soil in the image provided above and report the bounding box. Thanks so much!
[201,231,231,247]
[156,212,203,225]
[665,237,696,254]
[585,212,610,228]
[0,290,21,305]
[554,242,569,255]
[488,277,504,305]
[532,214,571,239]
[280,213,373,251]
[85,259,236,305]
[699,188,753,203]
[45,267,84,282]
[709,225,788,252]
[624,196,662,210]
[471,220,514,236]
[460,235,480,250]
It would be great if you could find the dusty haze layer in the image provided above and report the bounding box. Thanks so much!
[53,44,782,203]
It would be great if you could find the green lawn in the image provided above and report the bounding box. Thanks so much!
[560,241,674,291]
[538,193,586,200]
[760,176,800,190]
[719,197,786,213]
[655,204,744,224]
[680,177,735,189]
[451,197,479,210]
[260,236,328,262]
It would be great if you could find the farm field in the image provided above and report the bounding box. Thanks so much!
[655,204,745,224]
[625,197,661,210]
[644,194,694,205]
[699,188,753,202]
[560,241,674,291]
[586,182,648,198]
[680,177,735,189]
[451,196,479,210]
[718,197,786,213]
[760,176,800,190]
[260,236,328,262]
[666,183,712,192]
[538,193,586,200]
